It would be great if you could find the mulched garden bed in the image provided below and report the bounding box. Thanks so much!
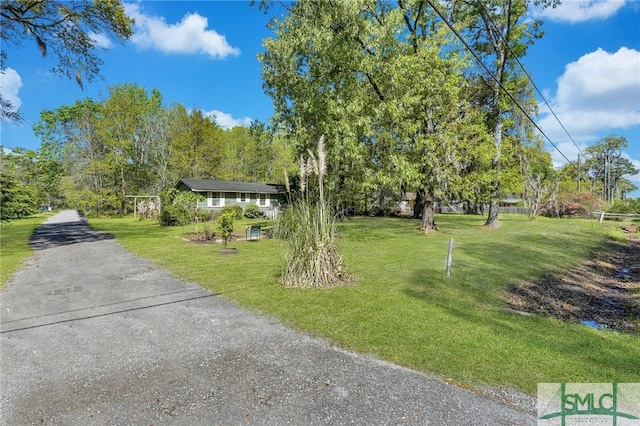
[504,229,639,333]
[182,231,241,244]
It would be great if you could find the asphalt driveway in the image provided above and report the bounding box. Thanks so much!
[0,210,535,425]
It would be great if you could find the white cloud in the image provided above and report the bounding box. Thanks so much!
[124,3,240,59]
[537,47,640,151]
[0,67,23,110]
[205,110,253,129]
[538,0,626,23]
[556,47,639,113]
[89,32,113,49]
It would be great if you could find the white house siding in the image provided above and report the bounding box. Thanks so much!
[194,192,278,214]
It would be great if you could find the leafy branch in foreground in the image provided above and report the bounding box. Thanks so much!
[1,0,133,121]
[277,136,351,288]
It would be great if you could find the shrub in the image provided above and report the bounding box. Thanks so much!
[541,192,602,218]
[244,203,262,219]
[198,209,220,222]
[221,205,243,220]
[202,223,216,241]
[217,211,235,248]
[158,204,189,226]
[609,199,640,214]
[0,175,37,221]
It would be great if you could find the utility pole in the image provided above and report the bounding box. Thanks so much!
[576,154,581,192]
[603,153,609,203]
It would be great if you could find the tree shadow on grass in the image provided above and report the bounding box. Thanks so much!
[504,238,639,333]
[403,279,640,390]
[29,220,114,251]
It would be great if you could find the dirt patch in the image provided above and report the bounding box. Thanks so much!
[218,248,239,255]
[504,232,640,333]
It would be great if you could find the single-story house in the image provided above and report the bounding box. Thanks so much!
[175,178,281,218]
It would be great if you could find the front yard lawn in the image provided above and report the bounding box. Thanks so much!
[89,214,640,395]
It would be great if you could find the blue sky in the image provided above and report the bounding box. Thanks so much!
[1,0,639,195]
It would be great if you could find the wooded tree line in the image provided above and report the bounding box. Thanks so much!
[256,0,637,229]
[1,83,293,218]
[2,0,638,223]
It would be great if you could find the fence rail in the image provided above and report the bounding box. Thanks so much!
[594,211,640,223]
[440,205,531,215]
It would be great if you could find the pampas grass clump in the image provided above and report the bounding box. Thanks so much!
[277,136,350,288]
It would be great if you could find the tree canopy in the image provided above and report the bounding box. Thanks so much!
[31,83,293,216]
[0,0,134,121]
[258,0,556,231]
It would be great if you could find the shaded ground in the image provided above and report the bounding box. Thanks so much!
[504,230,640,333]
[29,217,113,251]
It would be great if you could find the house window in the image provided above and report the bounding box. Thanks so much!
[259,193,267,206]
[209,192,222,207]
[238,193,248,202]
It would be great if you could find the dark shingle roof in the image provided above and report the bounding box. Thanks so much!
[177,178,279,194]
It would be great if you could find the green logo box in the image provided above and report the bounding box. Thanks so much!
[538,383,640,426]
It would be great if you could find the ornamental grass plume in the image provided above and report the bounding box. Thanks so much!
[299,154,307,196]
[277,135,351,288]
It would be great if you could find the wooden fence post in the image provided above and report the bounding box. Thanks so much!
[446,238,454,276]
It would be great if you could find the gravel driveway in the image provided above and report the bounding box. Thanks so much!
[0,210,535,425]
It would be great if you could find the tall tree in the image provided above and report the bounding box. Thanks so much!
[97,83,166,207]
[167,107,225,180]
[259,0,480,231]
[584,135,638,203]
[0,0,133,121]
[448,0,558,227]
[518,140,554,217]
[33,98,117,214]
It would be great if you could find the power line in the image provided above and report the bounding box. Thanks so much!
[475,1,584,156]
[424,0,574,164]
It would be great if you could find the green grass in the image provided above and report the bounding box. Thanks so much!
[0,215,48,288]
[89,215,640,395]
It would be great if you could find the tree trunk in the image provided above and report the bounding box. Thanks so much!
[465,200,483,215]
[413,189,423,219]
[419,190,437,232]
[485,200,500,228]
[484,105,503,228]
[420,200,437,231]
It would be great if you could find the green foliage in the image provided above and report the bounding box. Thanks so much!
[217,211,235,248]
[609,199,640,214]
[173,191,202,211]
[0,145,61,214]
[0,0,133,121]
[221,205,243,220]
[30,86,292,218]
[449,0,553,227]
[171,191,200,225]
[584,135,639,202]
[258,1,549,230]
[198,209,220,223]
[158,204,189,227]
[0,173,38,221]
[243,203,261,219]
